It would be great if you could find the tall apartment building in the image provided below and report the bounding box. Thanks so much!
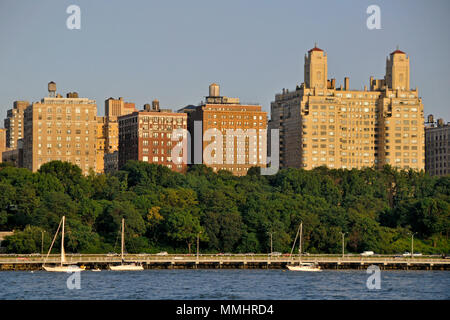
[269,46,425,170]
[105,97,136,118]
[4,100,29,149]
[0,128,6,163]
[118,100,188,172]
[425,116,449,176]
[179,84,267,176]
[95,97,137,173]
[23,82,98,174]
[104,116,120,154]
[96,116,107,173]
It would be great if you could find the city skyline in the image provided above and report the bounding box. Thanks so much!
[1,0,450,123]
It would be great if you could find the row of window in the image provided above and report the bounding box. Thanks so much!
[38,107,92,114]
[140,116,185,124]
[38,136,90,142]
[37,143,92,149]
[141,156,183,164]
[37,150,91,155]
[208,114,264,120]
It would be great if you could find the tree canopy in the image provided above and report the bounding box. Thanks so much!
[0,161,448,255]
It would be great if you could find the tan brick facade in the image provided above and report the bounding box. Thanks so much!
[269,47,425,171]
[0,128,6,163]
[96,98,137,173]
[180,84,267,176]
[23,93,98,174]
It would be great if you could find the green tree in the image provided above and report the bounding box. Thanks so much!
[165,210,204,253]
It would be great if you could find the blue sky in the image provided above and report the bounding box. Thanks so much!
[0,0,449,121]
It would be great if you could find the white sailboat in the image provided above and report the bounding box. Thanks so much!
[43,216,85,272]
[287,222,321,272]
[108,218,144,271]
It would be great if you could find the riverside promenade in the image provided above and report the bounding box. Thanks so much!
[0,254,449,271]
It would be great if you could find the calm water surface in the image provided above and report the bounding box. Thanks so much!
[0,269,448,300]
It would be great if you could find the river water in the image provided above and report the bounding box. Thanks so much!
[0,269,448,300]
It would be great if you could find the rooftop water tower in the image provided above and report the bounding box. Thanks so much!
[48,81,56,97]
[152,99,160,111]
[209,83,220,97]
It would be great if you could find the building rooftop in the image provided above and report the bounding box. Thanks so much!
[391,49,406,55]
[308,46,323,53]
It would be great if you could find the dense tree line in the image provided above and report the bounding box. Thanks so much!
[0,161,448,255]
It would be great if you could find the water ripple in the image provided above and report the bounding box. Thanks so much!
[0,269,448,300]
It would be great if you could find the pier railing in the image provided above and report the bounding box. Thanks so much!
[0,253,449,265]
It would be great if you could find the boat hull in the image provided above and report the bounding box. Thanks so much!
[43,265,85,272]
[109,264,144,271]
[287,265,322,272]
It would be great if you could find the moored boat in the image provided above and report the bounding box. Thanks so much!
[42,216,85,272]
[287,222,322,272]
[108,218,144,271]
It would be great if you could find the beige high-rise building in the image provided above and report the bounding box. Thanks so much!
[96,116,107,173]
[23,83,98,174]
[105,97,136,118]
[269,46,425,171]
[95,97,136,173]
[425,116,449,176]
[179,84,267,176]
[4,101,29,149]
[0,128,6,163]
[104,117,119,154]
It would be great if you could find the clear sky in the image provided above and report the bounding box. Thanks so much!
[0,0,449,122]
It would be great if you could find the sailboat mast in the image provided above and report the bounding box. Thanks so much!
[61,216,65,266]
[121,218,124,262]
[299,222,302,264]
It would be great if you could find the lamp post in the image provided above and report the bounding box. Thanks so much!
[267,231,275,255]
[41,230,46,255]
[197,231,202,261]
[411,232,417,258]
[341,232,346,259]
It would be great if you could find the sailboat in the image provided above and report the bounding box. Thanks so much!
[108,218,144,271]
[43,216,85,272]
[287,222,321,272]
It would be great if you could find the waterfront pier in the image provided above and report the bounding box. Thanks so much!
[0,254,449,271]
